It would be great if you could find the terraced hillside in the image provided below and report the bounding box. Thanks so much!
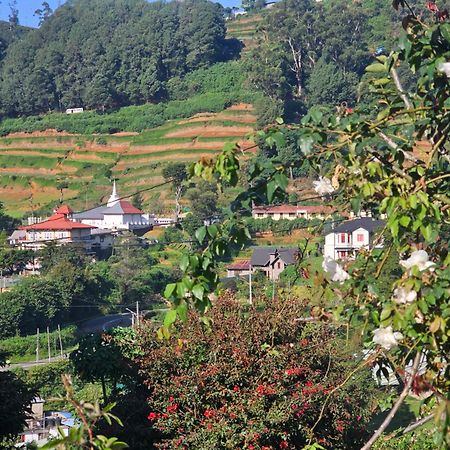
[226,14,263,51]
[0,104,257,217]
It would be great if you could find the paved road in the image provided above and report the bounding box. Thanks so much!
[1,313,133,371]
[79,312,132,333]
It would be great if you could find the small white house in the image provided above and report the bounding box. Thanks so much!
[324,217,385,260]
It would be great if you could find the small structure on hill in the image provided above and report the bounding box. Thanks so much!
[323,217,385,260]
[73,180,152,234]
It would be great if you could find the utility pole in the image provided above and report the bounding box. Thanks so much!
[57,324,63,357]
[36,328,40,362]
[47,326,51,362]
[249,264,253,305]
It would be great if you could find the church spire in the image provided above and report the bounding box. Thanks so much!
[107,179,120,207]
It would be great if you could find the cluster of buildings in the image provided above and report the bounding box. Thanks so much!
[9,181,152,253]
[227,214,385,281]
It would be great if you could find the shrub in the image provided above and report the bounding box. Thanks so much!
[138,294,379,449]
[0,326,78,359]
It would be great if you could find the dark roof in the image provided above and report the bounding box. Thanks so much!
[73,200,143,220]
[251,247,298,266]
[333,218,385,233]
[73,205,106,220]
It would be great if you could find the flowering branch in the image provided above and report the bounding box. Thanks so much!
[360,352,422,450]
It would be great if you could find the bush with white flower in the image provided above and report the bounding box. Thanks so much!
[163,1,450,448]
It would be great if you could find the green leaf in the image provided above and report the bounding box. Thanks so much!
[164,309,177,328]
[179,255,189,272]
[176,302,188,322]
[192,284,205,300]
[366,63,387,73]
[266,180,277,202]
[207,224,218,238]
[195,226,207,243]
[163,283,176,299]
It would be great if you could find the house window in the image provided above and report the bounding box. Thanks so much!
[357,233,364,243]
[340,233,347,243]
[288,213,295,217]
[277,262,281,269]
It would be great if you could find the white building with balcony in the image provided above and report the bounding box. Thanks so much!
[324,217,385,260]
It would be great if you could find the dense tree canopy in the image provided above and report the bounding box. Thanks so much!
[0,0,238,116]
[245,0,433,119]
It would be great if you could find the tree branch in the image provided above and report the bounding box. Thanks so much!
[360,352,422,450]
[390,68,413,109]
[378,132,419,163]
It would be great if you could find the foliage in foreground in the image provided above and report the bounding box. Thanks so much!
[138,293,379,449]
[159,1,450,448]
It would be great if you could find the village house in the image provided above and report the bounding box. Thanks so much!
[252,204,336,221]
[323,217,385,260]
[227,247,298,281]
[72,181,152,234]
[10,205,114,252]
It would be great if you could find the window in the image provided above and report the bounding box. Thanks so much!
[340,233,346,243]
[277,262,281,269]
[357,233,364,243]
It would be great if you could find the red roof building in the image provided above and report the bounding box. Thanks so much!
[19,205,97,250]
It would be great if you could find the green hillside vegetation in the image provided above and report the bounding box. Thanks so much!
[0,20,31,62]
[244,0,430,123]
[0,101,257,216]
[0,0,241,117]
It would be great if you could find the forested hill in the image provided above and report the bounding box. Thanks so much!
[0,0,240,117]
[0,20,31,62]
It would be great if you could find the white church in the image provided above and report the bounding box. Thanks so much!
[73,181,152,234]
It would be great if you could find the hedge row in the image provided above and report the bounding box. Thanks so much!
[0,91,257,136]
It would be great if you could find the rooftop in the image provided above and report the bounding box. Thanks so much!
[251,247,298,266]
[332,217,385,233]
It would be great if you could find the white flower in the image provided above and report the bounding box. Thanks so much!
[393,287,417,304]
[400,250,435,272]
[313,177,335,197]
[322,256,350,283]
[373,326,403,350]
[438,62,450,78]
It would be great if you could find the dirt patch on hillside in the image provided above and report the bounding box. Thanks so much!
[0,166,77,175]
[0,141,74,149]
[0,150,66,158]
[179,113,256,125]
[83,143,129,153]
[165,125,253,139]
[115,152,219,169]
[226,103,254,111]
[68,152,116,162]
[112,131,139,136]
[130,141,225,153]
[7,129,77,138]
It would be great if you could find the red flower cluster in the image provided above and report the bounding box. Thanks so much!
[147,411,169,421]
[204,409,216,418]
[280,441,288,449]
[256,384,277,395]
[167,403,178,414]
[233,385,240,392]
[426,1,439,12]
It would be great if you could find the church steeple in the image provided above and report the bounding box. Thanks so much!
[107,179,120,207]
